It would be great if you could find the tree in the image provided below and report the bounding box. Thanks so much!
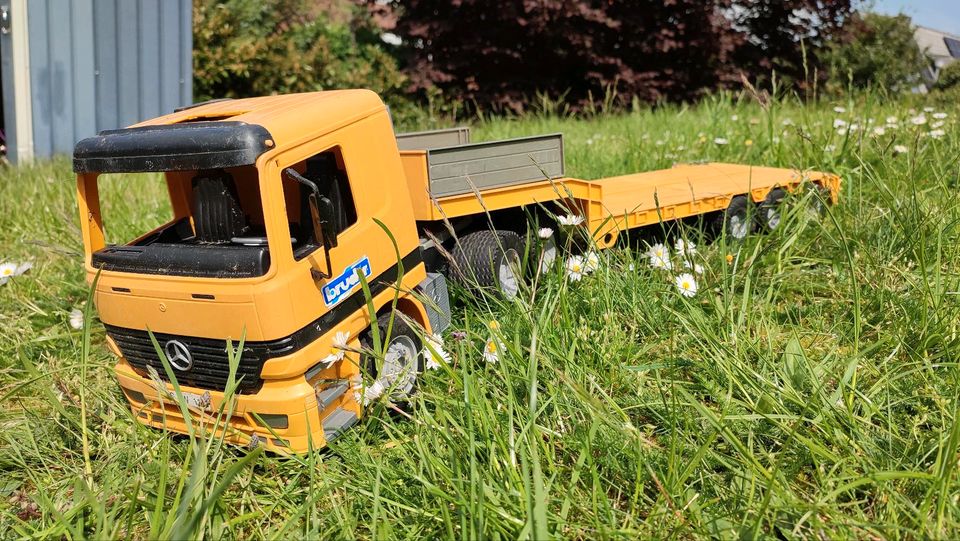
[822,12,927,93]
[193,0,405,102]
[376,0,854,111]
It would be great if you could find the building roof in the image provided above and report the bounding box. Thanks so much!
[915,25,960,61]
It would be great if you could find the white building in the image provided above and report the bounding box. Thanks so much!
[915,25,960,90]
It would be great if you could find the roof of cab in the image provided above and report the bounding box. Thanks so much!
[134,90,386,148]
[73,90,387,173]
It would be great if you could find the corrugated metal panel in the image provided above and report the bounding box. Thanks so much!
[27,0,192,157]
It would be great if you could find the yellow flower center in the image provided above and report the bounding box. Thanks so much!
[489,320,500,330]
[1,269,11,276]
[682,281,690,289]
[486,341,496,353]
[572,264,582,272]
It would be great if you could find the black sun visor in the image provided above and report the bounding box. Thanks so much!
[73,121,274,174]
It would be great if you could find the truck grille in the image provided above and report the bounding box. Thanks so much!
[105,325,296,394]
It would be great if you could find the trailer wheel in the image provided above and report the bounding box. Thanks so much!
[718,195,752,240]
[758,188,787,231]
[452,230,523,298]
[361,313,423,403]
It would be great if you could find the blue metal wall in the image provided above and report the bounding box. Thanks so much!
[27,0,192,157]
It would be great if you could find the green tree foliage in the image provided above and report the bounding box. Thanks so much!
[377,0,853,111]
[935,61,960,91]
[823,13,927,93]
[193,0,405,102]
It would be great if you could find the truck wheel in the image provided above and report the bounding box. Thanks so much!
[758,188,786,231]
[362,313,423,402]
[717,195,752,240]
[452,230,523,298]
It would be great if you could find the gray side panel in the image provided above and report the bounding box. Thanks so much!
[27,0,51,157]
[179,0,192,105]
[26,0,194,158]
[159,1,180,113]
[71,0,96,153]
[396,127,470,151]
[48,0,74,154]
[115,0,140,127]
[137,0,161,121]
[94,0,119,130]
[426,134,564,197]
[1,4,18,164]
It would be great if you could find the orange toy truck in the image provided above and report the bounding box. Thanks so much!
[73,90,840,453]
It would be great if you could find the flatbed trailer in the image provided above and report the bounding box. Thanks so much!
[397,126,838,248]
[72,91,840,453]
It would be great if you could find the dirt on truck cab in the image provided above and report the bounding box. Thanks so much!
[72,90,841,453]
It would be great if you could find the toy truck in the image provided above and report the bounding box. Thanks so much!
[73,90,840,453]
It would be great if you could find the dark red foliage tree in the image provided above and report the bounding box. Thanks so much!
[373,0,853,110]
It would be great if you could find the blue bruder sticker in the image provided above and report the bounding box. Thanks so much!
[322,256,373,307]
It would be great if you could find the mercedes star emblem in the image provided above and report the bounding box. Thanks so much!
[164,340,193,371]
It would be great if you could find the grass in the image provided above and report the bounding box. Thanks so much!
[1,92,959,538]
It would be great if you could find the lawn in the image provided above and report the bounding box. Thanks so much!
[1,93,959,539]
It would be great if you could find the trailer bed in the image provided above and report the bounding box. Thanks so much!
[398,129,840,247]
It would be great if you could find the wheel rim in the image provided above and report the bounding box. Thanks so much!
[729,214,748,239]
[498,249,520,299]
[765,207,781,229]
[379,335,418,398]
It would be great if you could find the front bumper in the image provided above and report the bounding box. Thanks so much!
[114,358,358,454]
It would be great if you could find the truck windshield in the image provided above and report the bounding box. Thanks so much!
[92,165,272,278]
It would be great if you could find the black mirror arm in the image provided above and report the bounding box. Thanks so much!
[283,168,335,280]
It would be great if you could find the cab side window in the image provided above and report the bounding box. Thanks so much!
[283,147,358,260]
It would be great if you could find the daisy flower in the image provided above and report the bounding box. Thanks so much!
[584,251,600,273]
[69,309,84,330]
[537,227,554,239]
[683,260,705,274]
[675,273,698,298]
[932,112,947,120]
[423,333,449,370]
[482,338,501,364]
[932,121,945,129]
[872,126,886,137]
[0,263,17,281]
[929,129,946,139]
[355,380,385,406]
[911,115,927,126]
[321,330,351,366]
[893,145,909,155]
[833,106,846,113]
[566,255,586,282]
[714,137,729,145]
[833,119,847,128]
[885,116,898,124]
[488,320,500,331]
[557,214,584,227]
[674,238,696,256]
[924,107,935,113]
[647,243,672,270]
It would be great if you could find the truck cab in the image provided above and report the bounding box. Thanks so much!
[74,91,433,452]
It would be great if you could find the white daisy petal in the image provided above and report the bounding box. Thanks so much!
[537,227,554,239]
[675,273,698,298]
[69,309,84,330]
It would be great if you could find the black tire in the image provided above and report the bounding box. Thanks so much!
[451,230,523,298]
[361,313,423,402]
[714,195,752,241]
[758,188,787,231]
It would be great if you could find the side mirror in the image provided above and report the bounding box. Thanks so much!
[285,167,337,279]
[309,193,339,249]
